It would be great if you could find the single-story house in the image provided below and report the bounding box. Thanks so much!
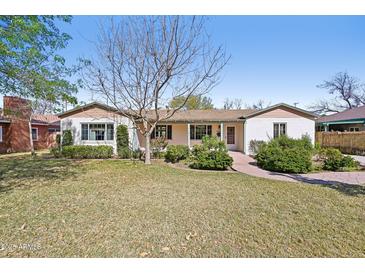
[316,105,365,132]
[0,96,60,153]
[58,102,317,154]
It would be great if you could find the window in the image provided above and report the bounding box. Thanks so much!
[190,125,212,140]
[48,128,60,133]
[81,124,89,140]
[0,126,2,142]
[273,123,286,138]
[107,124,114,140]
[151,125,172,139]
[32,128,38,141]
[349,127,360,132]
[81,123,114,141]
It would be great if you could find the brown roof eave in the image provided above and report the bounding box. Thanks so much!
[146,119,245,123]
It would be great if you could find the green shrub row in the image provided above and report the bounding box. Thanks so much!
[61,145,113,159]
[165,145,190,163]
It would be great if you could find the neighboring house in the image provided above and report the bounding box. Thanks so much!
[316,105,365,132]
[0,96,60,153]
[58,102,316,154]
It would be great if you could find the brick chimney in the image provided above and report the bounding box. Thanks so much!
[3,96,32,152]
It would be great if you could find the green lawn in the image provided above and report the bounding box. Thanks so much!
[0,153,364,257]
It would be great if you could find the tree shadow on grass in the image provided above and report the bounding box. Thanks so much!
[270,173,365,197]
[0,154,80,194]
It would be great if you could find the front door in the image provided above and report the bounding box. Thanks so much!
[226,126,236,150]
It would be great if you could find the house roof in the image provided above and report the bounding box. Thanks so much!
[31,114,60,125]
[58,102,117,118]
[146,109,257,122]
[316,105,365,124]
[58,102,316,122]
[243,103,318,119]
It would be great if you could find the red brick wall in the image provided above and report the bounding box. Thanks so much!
[3,96,32,152]
[32,125,58,150]
[0,96,59,153]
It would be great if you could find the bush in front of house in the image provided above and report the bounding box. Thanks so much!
[61,145,113,159]
[61,130,72,146]
[62,130,73,146]
[116,125,131,158]
[151,137,168,159]
[189,136,233,170]
[256,135,313,173]
[165,145,190,163]
[322,148,359,171]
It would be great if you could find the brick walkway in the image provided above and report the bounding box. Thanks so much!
[229,151,365,186]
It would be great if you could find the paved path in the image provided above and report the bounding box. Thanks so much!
[229,151,365,186]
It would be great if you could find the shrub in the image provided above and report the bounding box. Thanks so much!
[256,135,313,173]
[116,125,130,158]
[131,149,142,160]
[62,145,113,159]
[165,145,190,163]
[62,130,73,146]
[50,147,62,158]
[56,134,61,147]
[189,136,233,170]
[151,137,168,159]
[249,140,266,155]
[322,148,359,171]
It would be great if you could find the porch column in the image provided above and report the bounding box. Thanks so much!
[187,123,191,148]
[220,122,224,141]
[324,124,329,132]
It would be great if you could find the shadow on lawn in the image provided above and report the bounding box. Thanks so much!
[0,154,79,194]
[271,173,365,197]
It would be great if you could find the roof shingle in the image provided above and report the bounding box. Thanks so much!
[316,106,365,123]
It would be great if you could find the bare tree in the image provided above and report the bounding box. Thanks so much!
[223,98,234,110]
[223,98,243,109]
[82,16,229,164]
[309,72,365,115]
[245,99,271,110]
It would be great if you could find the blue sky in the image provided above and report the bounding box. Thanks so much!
[58,16,365,109]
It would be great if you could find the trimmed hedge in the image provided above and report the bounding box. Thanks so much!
[165,145,190,163]
[189,136,233,170]
[61,145,113,159]
[256,135,313,173]
[62,130,73,146]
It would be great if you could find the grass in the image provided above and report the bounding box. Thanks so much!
[0,153,364,257]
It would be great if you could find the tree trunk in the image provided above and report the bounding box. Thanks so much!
[28,119,35,157]
[145,133,151,164]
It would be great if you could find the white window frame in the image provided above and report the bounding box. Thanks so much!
[190,125,212,140]
[273,123,286,138]
[32,128,38,141]
[0,126,2,142]
[80,123,114,141]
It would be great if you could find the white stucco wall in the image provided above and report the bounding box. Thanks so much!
[61,116,139,154]
[244,117,315,154]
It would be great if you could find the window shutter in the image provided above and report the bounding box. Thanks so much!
[151,128,155,139]
[167,125,172,140]
[207,125,212,136]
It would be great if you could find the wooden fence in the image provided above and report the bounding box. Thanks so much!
[316,131,365,155]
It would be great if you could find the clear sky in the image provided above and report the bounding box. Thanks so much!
[58,16,365,109]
